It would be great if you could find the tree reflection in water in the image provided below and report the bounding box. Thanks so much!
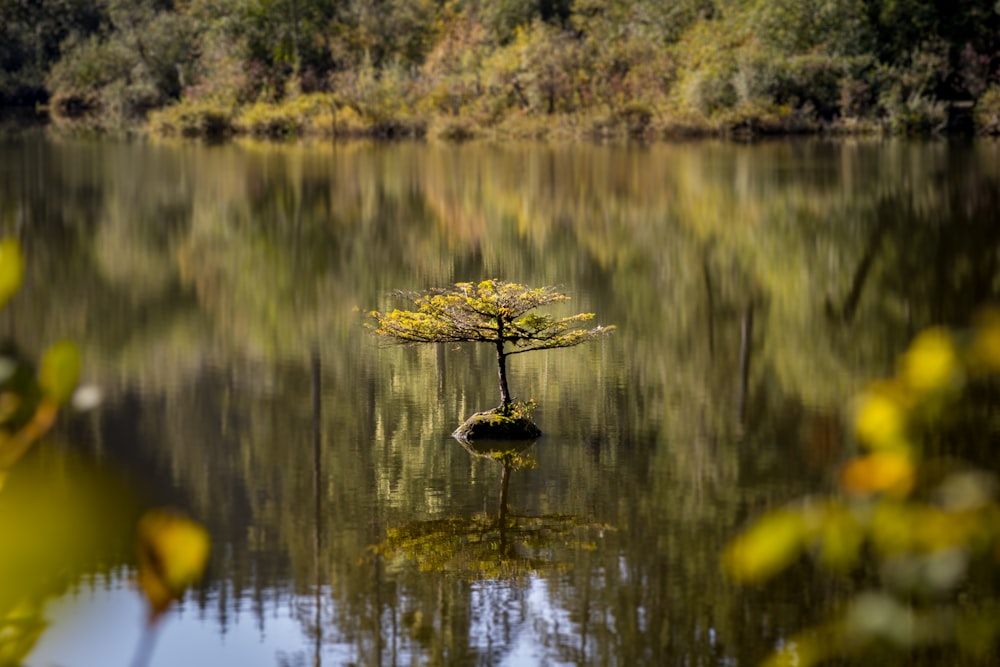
[368,437,613,665]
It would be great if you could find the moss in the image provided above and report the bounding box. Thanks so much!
[453,405,541,441]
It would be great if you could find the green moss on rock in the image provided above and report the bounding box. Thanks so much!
[453,407,541,441]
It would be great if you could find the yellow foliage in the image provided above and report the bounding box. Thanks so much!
[852,384,910,452]
[0,239,23,310]
[811,502,864,570]
[136,509,210,620]
[840,452,914,497]
[870,501,977,556]
[727,316,1000,663]
[899,327,962,396]
[723,509,805,582]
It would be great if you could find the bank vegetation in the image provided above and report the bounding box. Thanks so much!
[3,0,1000,140]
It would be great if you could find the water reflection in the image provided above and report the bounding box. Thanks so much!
[0,134,998,665]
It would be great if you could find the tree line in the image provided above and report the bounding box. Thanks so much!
[3,0,1000,138]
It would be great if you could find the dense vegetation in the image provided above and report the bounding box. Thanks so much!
[3,0,1000,138]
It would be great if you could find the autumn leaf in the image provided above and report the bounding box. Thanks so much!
[852,384,910,452]
[723,509,806,582]
[0,239,24,310]
[899,328,962,397]
[840,452,915,497]
[136,509,210,622]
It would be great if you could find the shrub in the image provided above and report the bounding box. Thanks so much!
[974,85,1000,135]
[617,101,654,137]
[431,117,479,141]
[148,100,235,139]
[332,57,425,136]
[881,87,947,135]
[234,100,304,137]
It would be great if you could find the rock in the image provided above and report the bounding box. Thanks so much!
[452,408,542,441]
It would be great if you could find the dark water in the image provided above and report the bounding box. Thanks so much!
[2,134,999,666]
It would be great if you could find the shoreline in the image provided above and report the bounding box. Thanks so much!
[2,100,987,145]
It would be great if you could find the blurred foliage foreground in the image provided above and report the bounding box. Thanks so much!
[0,239,209,666]
[725,310,1000,665]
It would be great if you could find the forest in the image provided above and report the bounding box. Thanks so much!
[3,0,1000,139]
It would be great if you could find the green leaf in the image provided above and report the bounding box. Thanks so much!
[38,341,81,405]
[0,239,25,309]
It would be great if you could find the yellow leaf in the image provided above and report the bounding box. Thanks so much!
[137,509,210,619]
[852,385,909,452]
[723,509,806,582]
[840,453,914,497]
[899,328,961,396]
[37,341,80,405]
[0,238,24,309]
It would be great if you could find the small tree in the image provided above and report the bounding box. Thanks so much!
[367,279,614,417]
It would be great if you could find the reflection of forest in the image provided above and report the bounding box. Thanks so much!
[3,136,1000,663]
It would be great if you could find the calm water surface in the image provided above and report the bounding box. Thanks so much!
[2,135,999,666]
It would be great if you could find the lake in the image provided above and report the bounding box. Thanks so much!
[2,134,999,666]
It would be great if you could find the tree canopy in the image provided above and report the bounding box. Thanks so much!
[368,280,614,415]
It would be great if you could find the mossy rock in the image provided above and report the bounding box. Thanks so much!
[453,408,542,441]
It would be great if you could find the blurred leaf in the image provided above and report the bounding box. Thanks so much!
[136,509,210,621]
[870,501,917,555]
[844,592,914,646]
[0,239,24,310]
[0,601,46,667]
[812,502,864,571]
[968,308,1000,374]
[853,384,910,452]
[762,630,833,667]
[38,341,81,405]
[899,327,962,396]
[923,548,969,591]
[870,500,973,556]
[840,452,914,497]
[0,357,16,384]
[723,509,806,582]
[935,472,997,512]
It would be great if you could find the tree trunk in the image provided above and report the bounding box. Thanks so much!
[496,341,512,413]
[498,463,511,523]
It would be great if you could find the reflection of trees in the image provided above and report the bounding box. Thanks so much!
[2,136,1000,663]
